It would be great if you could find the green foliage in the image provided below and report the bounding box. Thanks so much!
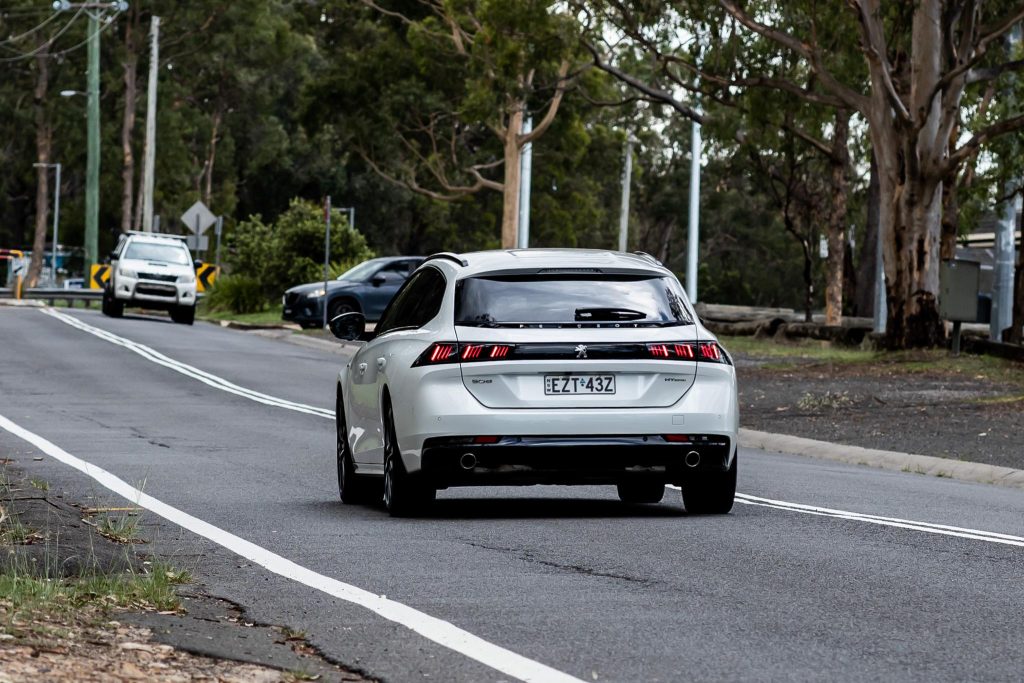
[202,275,266,314]
[228,198,374,299]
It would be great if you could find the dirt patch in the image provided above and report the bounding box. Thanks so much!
[734,343,1024,469]
[0,467,370,683]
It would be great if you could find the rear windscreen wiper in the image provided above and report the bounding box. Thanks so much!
[574,307,647,321]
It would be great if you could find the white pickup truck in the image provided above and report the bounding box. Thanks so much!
[102,232,199,325]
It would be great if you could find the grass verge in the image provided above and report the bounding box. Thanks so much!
[197,301,285,325]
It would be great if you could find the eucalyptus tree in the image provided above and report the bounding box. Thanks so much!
[580,1,860,325]
[330,0,580,248]
[591,0,1024,347]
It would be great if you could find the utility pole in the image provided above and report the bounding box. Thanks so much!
[992,23,1021,342]
[323,196,332,329]
[141,15,159,232]
[686,117,702,303]
[517,116,533,249]
[617,135,635,252]
[54,1,129,274]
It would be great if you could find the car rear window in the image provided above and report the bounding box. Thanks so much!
[124,242,190,265]
[455,275,692,327]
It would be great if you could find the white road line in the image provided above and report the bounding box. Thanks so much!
[733,493,1024,547]
[0,414,585,683]
[40,308,333,419]
[665,486,1024,548]
[43,308,1024,551]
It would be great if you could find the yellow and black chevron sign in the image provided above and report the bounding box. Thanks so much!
[196,264,220,293]
[90,264,111,290]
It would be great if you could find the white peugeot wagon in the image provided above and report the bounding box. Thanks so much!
[330,249,739,516]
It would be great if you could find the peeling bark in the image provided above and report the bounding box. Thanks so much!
[120,10,139,233]
[500,107,523,249]
[824,109,850,326]
[26,53,51,289]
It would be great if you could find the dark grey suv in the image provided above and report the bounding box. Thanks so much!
[282,257,423,328]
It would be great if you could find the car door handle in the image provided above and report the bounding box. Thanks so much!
[376,357,387,370]
[358,362,367,375]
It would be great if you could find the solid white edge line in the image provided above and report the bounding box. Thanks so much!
[40,308,333,419]
[0,414,585,683]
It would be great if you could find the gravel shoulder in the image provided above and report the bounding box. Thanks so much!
[729,335,1024,470]
[0,464,369,683]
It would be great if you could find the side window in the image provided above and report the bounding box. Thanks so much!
[375,263,406,283]
[376,267,447,335]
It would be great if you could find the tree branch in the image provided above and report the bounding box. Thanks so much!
[720,0,870,113]
[520,60,571,145]
[945,113,1024,172]
[584,40,705,124]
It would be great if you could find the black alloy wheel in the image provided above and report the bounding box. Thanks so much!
[336,392,378,504]
[382,400,434,517]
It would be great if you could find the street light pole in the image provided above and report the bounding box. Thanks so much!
[617,135,635,253]
[141,15,159,231]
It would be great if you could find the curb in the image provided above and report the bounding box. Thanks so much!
[0,299,44,308]
[740,428,1024,491]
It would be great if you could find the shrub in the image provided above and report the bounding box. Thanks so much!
[229,198,374,299]
[204,275,266,314]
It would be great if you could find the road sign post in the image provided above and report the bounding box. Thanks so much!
[323,196,331,329]
[181,201,216,255]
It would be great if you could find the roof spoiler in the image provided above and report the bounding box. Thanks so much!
[425,252,468,267]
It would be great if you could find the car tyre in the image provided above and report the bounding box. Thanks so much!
[382,401,434,517]
[616,480,666,504]
[328,298,358,321]
[170,305,195,325]
[681,454,737,514]
[336,393,379,504]
[104,291,124,318]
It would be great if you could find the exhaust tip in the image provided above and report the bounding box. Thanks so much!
[684,451,701,468]
[460,453,477,470]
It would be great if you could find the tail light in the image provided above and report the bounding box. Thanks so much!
[413,342,516,367]
[646,341,730,364]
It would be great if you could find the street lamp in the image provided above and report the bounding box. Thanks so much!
[59,90,85,98]
[32,163,62,286]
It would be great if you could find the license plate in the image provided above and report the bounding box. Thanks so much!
[544,374,616,395]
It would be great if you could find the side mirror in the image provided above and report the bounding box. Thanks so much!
[108,250,118,261]
[329,311,367,342]
[370,273,387,286]
[193,259,203,269]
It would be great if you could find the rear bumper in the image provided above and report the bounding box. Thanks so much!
[421,434,732,487]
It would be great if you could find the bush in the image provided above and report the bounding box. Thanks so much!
[204,275,266,314]
[229,198,374,299]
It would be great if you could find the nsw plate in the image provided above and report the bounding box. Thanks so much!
[544,374,616,395]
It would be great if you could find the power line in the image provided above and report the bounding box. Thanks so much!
[0,8,84,62]
[0,8,61,47]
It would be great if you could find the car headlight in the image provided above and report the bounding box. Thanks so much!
[119,268,136,278]
[309,287,326,298]
[178,273,195,284]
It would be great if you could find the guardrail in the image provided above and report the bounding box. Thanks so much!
[0,287,102,305]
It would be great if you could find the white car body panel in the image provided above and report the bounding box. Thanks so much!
[336,249,739,483]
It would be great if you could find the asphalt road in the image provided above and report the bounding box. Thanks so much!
[2,305,1023,682]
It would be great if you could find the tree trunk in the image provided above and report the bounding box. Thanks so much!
[120,12,139,233]
[855,153,880,317]
[203,110,222,209]
[26,53,51,289]
[500,107,524,249]
[824,109,850,325]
